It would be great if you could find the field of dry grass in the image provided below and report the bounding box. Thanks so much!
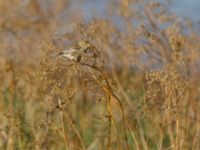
[0,0,200,150]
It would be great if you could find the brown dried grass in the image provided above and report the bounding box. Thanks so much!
[0,0,200,150]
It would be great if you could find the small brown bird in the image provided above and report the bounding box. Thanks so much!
[60,41,92,62]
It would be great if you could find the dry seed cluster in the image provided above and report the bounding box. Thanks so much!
[144,64,186,115]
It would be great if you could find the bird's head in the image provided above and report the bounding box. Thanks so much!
[78,41,92,49]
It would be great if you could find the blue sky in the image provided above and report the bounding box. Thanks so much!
[170,0,200,21]
[80,0,200,22]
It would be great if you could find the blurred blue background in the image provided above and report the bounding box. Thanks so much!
[170,0,200,21]
[80,0,200,22]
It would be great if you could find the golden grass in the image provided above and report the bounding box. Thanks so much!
[0,0,200,149]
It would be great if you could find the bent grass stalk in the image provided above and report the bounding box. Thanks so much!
[58,99,69,150]
[77,62,130,150]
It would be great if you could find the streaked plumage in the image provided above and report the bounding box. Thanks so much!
[60,41,93,62]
